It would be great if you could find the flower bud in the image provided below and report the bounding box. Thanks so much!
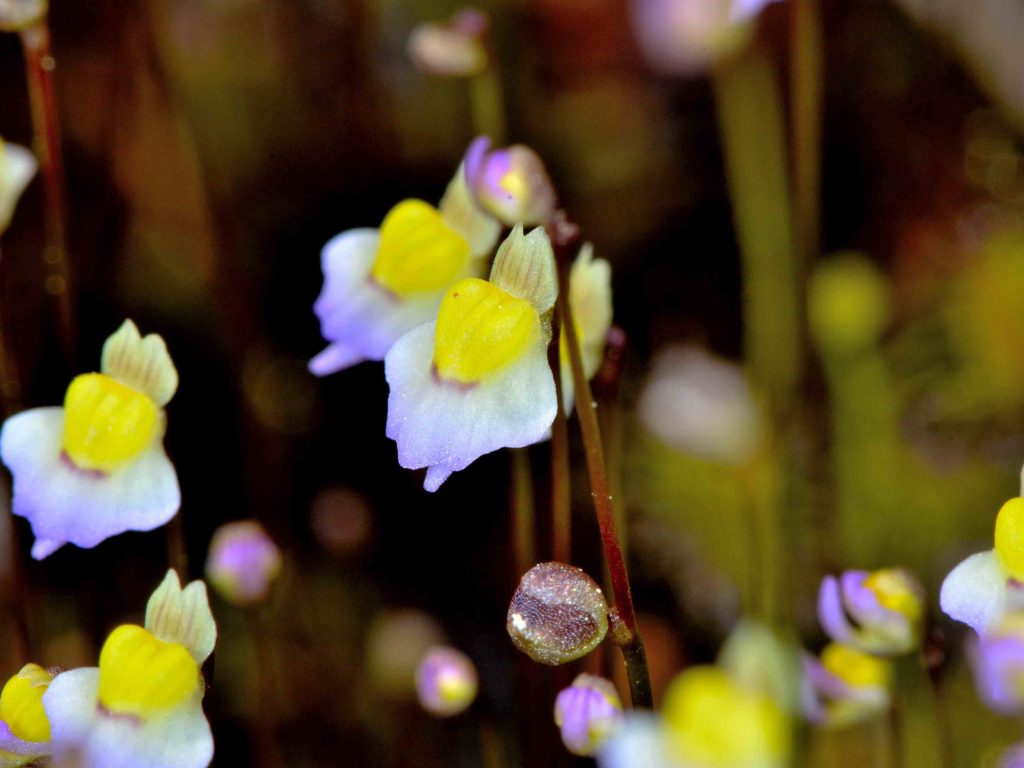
[801,643,891,728]
[464,136,557,227]
[205,521,282,606]
[808,254,890,356]
[408,8,489,77]
[971,611,1024,715]
[507,562,609,665]
[0,0,46,32]
[415,646,478,717]
[817,569,924,655]
[554,674,624,756]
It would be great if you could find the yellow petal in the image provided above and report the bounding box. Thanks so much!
[0,664,52,743]
[97,625,199,719]
[371,200,470,296]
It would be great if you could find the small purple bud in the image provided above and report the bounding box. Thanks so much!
[415,646,478,717]
[554,674,624,756]
[507,562,609,665]
[463,137,557,227]
[204,520,282,606]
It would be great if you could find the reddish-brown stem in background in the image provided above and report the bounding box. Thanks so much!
[547,289,571,564]
[20,20,74,360]
[510,447,536,579]
[547,213,652,708]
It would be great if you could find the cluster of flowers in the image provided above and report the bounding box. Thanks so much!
[0,571,215,768]
[309,136,612,491]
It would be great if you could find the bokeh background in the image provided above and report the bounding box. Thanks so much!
[3,0,1024,764]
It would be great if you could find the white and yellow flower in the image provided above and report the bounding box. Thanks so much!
[385,225,558,491]
[941,496,1024,633]
[42,570,216,768]
[560,244,612,413]
[0,663,54,767]
[0,138,36,236]
[0,320,180,559]
[310,164,500,375]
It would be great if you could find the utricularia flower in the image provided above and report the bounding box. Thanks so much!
[205,520,283,606]
[415,646,478,717]
[630,0,781,76]
[408,8,489,77]
[310,160,500,375]
[43,570,216,768]
[554,674,624,757]
[600,665,789,768]
[0,663,54,767]
[818,569,924,655]
[941,496,1024,632]
[969,611,1024,715]
[0,320,180,559]
[0,138,36,235]
[801,643,892,728]
[386,225,558,491]
[463,136,557,227]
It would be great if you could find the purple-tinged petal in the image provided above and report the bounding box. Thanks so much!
[817,575,856,646]
[0,721,49,767]
[385,322,556,492]
[940,550,1008,632]
[1,408,180,559]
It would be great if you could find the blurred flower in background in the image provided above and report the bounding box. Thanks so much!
[463,137,557,227]
[801,643,892,728]
[0,139,35,236]
[205,520,282,606]
[554,674,624,756]
[414,646,478,717]
[408,8,489,78]
[818,569,925,655]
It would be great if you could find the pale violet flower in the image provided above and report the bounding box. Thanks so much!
[969,611,1024,715]
[0,663,54,767]
[638,345,763,465]
[818,569,924,655]
[408,8,489,77]
[598,713,676,768]
[385,226,558,491]
[801,643,892,728]
[463,136,557,227]
[310,162,500,375]
[0,320,180,559]
[941,496,1024,633]
[42,571,216,768]
[415,646,478,717]
[630,0,781,76]
[554,674,624,756]
[0,139,36,235]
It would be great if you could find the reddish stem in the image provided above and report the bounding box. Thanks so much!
[547,290,571,564]
[21,20,74,359]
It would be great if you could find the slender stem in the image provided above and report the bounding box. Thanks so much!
[921,647,953,768]
[547,296,571,564]
[790,0,824,271]
[0,246,22,419]
[469,66,506,143]
[478,720,506,768]
[510,448,536,578]
[4,512,32,665]
[548,218,651,708]
[594,328,628,568]
[245,608,281,768]
[20,20,74,360]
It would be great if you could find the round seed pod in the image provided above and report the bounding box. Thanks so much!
[507,562,609,665]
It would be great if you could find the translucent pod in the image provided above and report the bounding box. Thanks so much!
[507,562,609,665]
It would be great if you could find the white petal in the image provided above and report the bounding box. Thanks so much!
[385,322,557,491]
[44,669,213,768]
[0,142,36,234]
[940,550,1008,632]
[0,408,181,559]
[145,570,217,664]
[311,229,446,373]
[597,714,676,768]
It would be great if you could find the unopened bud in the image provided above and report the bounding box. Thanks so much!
[507,562,609,665]
[415,646,478,717]
[464,136,557,227]
[205,521,282,606]
[408,8,489,77]
[554,674,624,756]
